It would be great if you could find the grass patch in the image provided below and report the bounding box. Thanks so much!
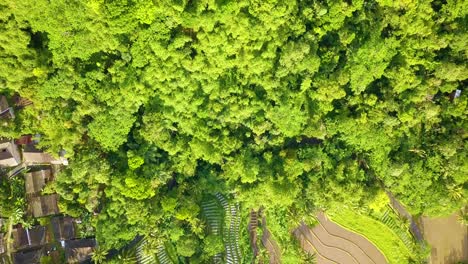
[327,207,411,264]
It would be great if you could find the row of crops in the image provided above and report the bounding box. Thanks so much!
[135,239,175,264]
[380,206,416,249]
[133,193,243,264]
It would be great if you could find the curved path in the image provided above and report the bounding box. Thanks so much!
[293,212,388,264]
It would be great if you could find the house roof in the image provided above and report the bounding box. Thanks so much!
[13,247,44,264]
[0,96,14,120]
[12,226,47,250]
[23,152,57,165]
[51,216,76,241]
[65,239,96,264]
[0,140,21,167]
[23,143,64,165]
[24,169,52,194]
[15,135,33,145]
[28,195,60,218]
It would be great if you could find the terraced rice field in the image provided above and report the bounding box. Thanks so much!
[201,198,224,264]
[293,212,387,264]
[421,213,468,264]
[156,245,173,264]
[215,193,242,264]
[135,238,157,264]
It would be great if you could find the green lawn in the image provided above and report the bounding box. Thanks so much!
[327,208,412,264]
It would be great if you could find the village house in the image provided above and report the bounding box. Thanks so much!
[28,195,60,218]
[22,142,66,166]
[25,169,53,195]
[24,168,60,218]
[51,216,76,242]
[0,96,14,120]
[12,247,45,264]
[0,139,21,167]
[12,226,48,250]
[65,238,96,264]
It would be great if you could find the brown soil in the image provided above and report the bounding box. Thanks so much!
[249,209,259,260]
[294,223,357,264]
[293,212,388,264]
[312,220,374,264]
[261,215,281,264]
[421,213,468,264]
[293,227,336,264]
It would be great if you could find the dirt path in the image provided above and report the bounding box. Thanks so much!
[261,216,281,264]
[293,212,388,264]
[420,213,468,264]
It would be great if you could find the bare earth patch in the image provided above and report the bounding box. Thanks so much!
[293,212,387,264]
[420,213,468,264]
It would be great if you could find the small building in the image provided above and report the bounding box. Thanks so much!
[65,239,96,264]
[25,169,53,195]
[51,216,76,241]
[23,142,67,166]
[13,247,44,264]
[0,139,21,167]
[0,96,14,120]
[15,135,33,145]
[12,226,47,250]
[28,194,60,218]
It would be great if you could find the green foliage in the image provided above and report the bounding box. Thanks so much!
[176,236,198,257]
[328,207,412,264]
[0,0,466,260]
[203,234,224,257]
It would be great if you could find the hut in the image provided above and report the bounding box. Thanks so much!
[23,142,67,166]
[0,139,21,167]
[24,169,53,195]
[23,143,57,165]
[12,226,47,250]
[51,216,76,241]
[24,169,52,194]
[65,239,96,264]
[0,96,14,120]
[12,247,45,264]
[15,135,33,145]
[28,194,60,218]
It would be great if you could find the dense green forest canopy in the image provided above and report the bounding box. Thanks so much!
[0,0,467,257]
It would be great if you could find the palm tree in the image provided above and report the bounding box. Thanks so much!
[447,185,462,200]
[91,247,108,264]
[115,247,137,264]
[303,252,317,264]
